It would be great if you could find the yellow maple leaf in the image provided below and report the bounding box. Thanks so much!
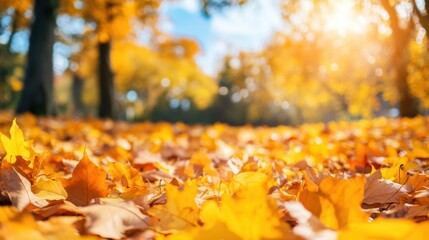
[168,172,289,240]
[0,118,32,164]
[218,185,288,239]
[228,171,272,195]
[165,201,242,240]
[148,180,199,232]
[381,157,417,184]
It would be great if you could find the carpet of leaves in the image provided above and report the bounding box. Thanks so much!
[1,113,429,239]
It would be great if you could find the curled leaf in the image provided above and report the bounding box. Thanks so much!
[0,166,48,211]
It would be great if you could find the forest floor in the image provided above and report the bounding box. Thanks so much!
[0,113,429,239]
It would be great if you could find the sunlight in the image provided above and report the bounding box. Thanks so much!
[324,1,367,35]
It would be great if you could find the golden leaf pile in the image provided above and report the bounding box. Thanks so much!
[1,113,429,239]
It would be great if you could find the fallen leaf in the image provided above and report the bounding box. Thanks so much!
[62,151,110,206]
[167,182,289,240]
[81,201,150,239]
[0,208,44,239]
[339,219,429,240]
[0,165,48,210]
[0,206,19,222]
[380,157,408,183]
[186,150,218,177]
[319,175,369,229]
[207,179,287,239]
[284,201,337,240]
[0,118,32,164]
[148,180,199,232]
[37,216,84,240]
[33,201,84,219]
[363,171,412,205]
[166,201,242,240]
[32,179,68,200]
[108,161,145,189]
[228,171,270,194]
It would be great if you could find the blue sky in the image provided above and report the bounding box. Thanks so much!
[0,0,283,76]
[159,0,283,76]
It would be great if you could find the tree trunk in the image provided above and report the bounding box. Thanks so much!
[72,73,84,117]
[381,0,419,118]
[97,40,116,118]
[394,52,419,118]
[16,0,57,116]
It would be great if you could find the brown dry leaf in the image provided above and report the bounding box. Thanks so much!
[81,201,150,239]
[363,171,412,205]
[0,165,48,210]
[62,151,110,206]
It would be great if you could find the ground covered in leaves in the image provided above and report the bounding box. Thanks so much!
[1,113,429,239]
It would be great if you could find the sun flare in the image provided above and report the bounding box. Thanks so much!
[324,1,368,35]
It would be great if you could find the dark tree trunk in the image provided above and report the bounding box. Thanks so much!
[394,53,419,118]
[72,73,84,117]
[97,40,116,118]
[16,0,57,116]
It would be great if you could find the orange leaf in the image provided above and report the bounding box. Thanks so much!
[319,175,369,229]
[108,161,145,189]
[62,151,110,206]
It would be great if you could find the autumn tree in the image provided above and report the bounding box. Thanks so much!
[379,0,418,117]
[66,0,160,119]
[269,0,429,119]
[16,0,58,116]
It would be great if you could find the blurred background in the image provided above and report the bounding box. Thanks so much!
[1,0,429,125]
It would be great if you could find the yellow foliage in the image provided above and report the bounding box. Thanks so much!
[148,180,199,232]
[0,119,33,164]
